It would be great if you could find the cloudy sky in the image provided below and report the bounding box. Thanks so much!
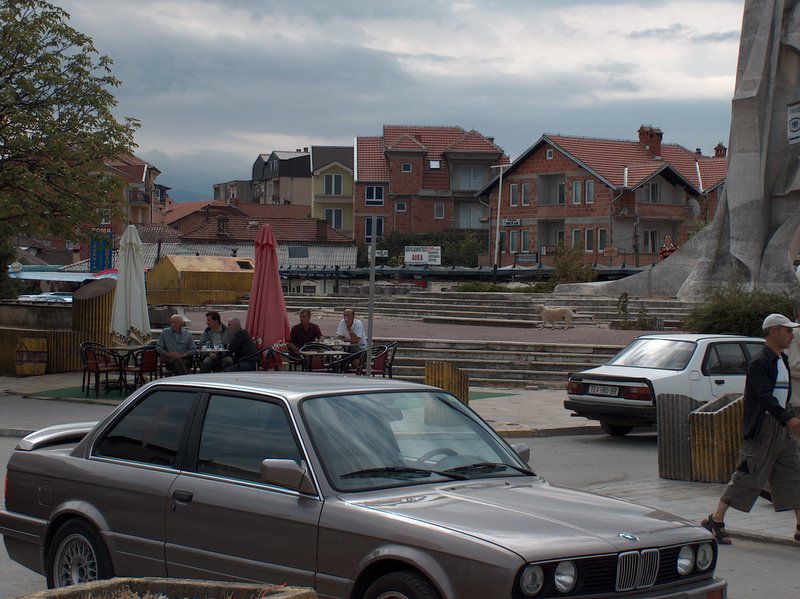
[56,0,745,200]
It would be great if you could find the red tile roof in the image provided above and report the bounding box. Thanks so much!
[162,200,217,225]
[356,136,389,181]
[235,204,312,219]
[357,125,502,182]
[181,215,352,244]
[105,153,160,185]
[546,134,727,191]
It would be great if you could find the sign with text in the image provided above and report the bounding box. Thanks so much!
[369,248,389,258]
[89,227,114,272]
[404,245,441,265]
[789,102,800,144]
[502,218,521,227]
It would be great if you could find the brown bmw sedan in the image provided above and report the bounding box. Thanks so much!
[1,374,726,598]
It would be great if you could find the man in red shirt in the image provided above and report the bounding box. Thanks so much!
[659,235,678,260]
[287,309,323,356]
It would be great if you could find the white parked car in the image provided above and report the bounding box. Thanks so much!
[16,292,73,303]
[565,334,765,436]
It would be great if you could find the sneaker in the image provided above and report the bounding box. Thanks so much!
[701,514,732,545]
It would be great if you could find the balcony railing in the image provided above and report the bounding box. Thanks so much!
[451,180,487,192]
[449,219,489,230]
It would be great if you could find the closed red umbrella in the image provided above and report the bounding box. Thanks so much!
[245,224,290,348]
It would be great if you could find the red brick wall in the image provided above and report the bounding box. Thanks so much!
[387,155,424,195]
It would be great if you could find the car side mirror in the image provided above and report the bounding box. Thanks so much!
[510,443,530,463]
[260,459,316,495]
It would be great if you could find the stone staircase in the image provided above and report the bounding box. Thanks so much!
[232,291,698,330]
[375,337,623,388]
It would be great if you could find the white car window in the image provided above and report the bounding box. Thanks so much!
[704,343,747,375]
[607,339,696,370]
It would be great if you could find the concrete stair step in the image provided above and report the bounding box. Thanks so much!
[396,347,610,361]
[395,357,597,372]
[392,365,571,381]
[420,315,595,328]
[380,338,623,354]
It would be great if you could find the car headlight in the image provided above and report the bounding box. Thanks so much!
[554,560,577,592]
[520,564,545,596]
[677,545,694,575]
[696,542,713,571]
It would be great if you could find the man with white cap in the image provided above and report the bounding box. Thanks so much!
[702,313,800,544]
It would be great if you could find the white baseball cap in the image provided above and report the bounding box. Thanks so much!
[761,313,800,330]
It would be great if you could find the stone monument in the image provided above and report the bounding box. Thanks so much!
[558,0,800,299]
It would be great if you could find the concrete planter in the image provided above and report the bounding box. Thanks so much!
[657,393,704,481]
[17,578,317,599]
[689,394,743,484]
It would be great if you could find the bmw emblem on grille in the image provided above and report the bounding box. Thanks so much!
[619,532,639,541]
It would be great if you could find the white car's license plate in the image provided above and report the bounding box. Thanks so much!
[588,384,619,397]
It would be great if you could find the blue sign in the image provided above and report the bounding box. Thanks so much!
[89,228,114,272]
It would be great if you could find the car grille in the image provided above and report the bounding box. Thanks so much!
[615,548,659,591]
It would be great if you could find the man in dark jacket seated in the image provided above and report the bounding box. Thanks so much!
[223,318,258,372]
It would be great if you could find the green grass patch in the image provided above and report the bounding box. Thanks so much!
[469,390,517,401]
[36,386,93,399]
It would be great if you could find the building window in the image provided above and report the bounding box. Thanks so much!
[429,160,440,170]
[598,228,607,252]
[647,182,660,203]
[395,201,407,212]
[458,165,485,190]
[521,183,530,206]
[365,216,384,243]
[324,208,343,230]
[644,229,658,253]
[557,182,566,205]
[509,183,519,207]
[521,229,530,252]
[509,230,519,253]
[585,180,595,204]
[402,163,412,172]
[324,173,343,195]
[572,181,582,204]
[585,229,594,252]
[556,229,565,244]
[434,202,445,219]
[499,231,506,252]
[99,209,111,225]
[546,149,554,160]
[571,229,581,247]
[365,185,384,206]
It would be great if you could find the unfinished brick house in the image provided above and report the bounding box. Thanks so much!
[479,126,727,266]
[353,125,504,243]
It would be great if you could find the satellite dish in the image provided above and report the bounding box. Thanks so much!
[9,261,23,273]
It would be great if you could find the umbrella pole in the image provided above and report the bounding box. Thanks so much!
[365,217,377,373]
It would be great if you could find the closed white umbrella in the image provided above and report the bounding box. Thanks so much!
[110,224,151,344]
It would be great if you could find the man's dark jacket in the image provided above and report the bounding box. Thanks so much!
[228,329,258,364]
[743,346,793,439]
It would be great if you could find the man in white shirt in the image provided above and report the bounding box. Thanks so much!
[336,308,366,350]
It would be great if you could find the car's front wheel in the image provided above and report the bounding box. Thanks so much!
[600,421,634,437]
[363,571,440,599]
[46,519,114,589]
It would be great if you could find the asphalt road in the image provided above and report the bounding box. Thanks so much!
[1,432,799,598]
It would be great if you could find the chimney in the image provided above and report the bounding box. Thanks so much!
[216,214,229,237]
[295,148,301,152]
[695,148,702,156]
[487,137,495,144]
[316,219,328,239]
[637,125,663,158]
[714,142,727,158]
[623,166,629,188]
[303,146,308,152]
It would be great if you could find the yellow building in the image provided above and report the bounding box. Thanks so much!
[310,145,354,237]
[146,255,255,305]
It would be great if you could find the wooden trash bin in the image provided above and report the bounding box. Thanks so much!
[689,394,743,483]
[657,393,704,481]
[424,361,469,426]
[14,337,47,377]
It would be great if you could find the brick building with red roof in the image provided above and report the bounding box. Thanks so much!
[479,125,727,266]
[354,125,504,243]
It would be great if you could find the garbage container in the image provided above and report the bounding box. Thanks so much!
[657,394,704,481]
[689,394,744,483]
[14,337,47,377]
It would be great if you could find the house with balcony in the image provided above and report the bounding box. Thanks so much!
[309,145,354,236]
[478,125,727,266]
[353,125,504,243]
[251,149,312,205]
[105,154,171,234]
[213,180,252,205]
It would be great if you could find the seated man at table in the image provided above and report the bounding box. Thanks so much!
[224,318,259,372]
[156,314,197,375]
[198,310,232,372]
[336,308,367,370]
[287,308,323,356]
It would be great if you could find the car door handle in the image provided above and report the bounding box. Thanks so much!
[172,490,193,502]
[714,379,725,385]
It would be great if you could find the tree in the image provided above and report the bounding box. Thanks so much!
[551,242,597,285]
[0,0,138,244]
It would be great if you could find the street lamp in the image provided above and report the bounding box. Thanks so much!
[490,164,511,267]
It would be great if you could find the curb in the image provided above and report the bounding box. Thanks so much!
[725,528,800,548]
[496,425,603,438]
[2,389,122,407]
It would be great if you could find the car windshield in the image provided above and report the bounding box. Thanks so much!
[301,391,532,492]
[607,338,696,370]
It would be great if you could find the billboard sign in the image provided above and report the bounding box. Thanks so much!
[404,245,441,265]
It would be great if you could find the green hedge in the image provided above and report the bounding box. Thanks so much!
[454,281,556,293]
[684,287,798,336]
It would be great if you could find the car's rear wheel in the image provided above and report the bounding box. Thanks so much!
[363,571,440,599]
[600,421,634,437]
[46,519,114,589]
